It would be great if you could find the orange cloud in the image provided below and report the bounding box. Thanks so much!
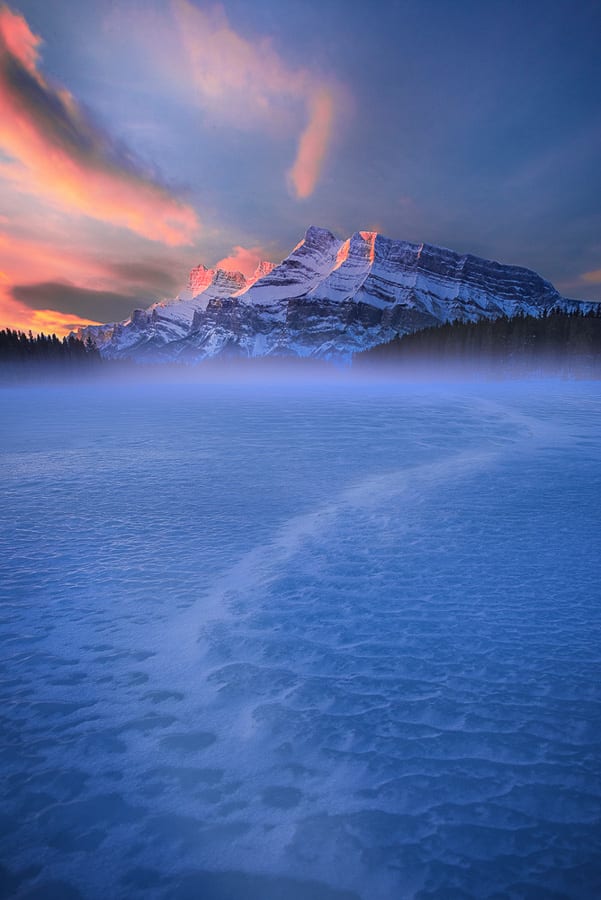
[214,245,265,278]
[0,227,109,291]
[0,228,104,334]
[0,224,187,333]
[581,269,601,284]
[0,5,200,246]
[172,0,344,199]
[0,285,99,336]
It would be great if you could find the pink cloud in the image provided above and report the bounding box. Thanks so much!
[0,5,200,246]
[172,0,345,199]
[0,227,107,333]
[0,226,117,291]
[288,89,335,200]
[214,245,266,278]
[0,220,188,333]
[0,0,40,73]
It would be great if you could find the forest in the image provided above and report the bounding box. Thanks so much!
[0,329,101,380]
[354,310,601,377]
[2,309,601,381]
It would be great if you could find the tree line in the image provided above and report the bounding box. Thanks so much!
[2,309,601,380]
[354,309,601,377]
[0,329,101,380]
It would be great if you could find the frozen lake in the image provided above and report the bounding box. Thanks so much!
[1,380,600,899]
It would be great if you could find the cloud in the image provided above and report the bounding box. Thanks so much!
[0,0,39,73]
[581,269,601,285]
[0,3,347,334]
[0,284,99,336]
[288,89,335,200]
[214,245,265,278]
[172,0,343,199]
[0,221,191,333]
[103,261,181,297]
[11,282,143,323]
[0,4,200,245]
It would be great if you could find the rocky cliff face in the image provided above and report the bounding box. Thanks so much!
[80,226,597,362]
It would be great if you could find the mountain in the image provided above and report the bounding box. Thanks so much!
[79,227,598,362]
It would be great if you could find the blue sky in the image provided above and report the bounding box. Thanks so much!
[1,0,600,332]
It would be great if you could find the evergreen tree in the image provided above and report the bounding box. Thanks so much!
[354,310,601,377]
[0,329,102,381]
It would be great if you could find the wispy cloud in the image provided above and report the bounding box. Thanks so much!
[214,245,265,278]
[171,0,344,199]
[581,269,601,285]
[0,4,200,245]
[288,88,335,200]
[0,2,345,334]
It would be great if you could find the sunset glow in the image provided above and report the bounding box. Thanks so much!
[1,7,601,900]
[582,269,601,285]
[214,245,266,278]
[0,284,99,336]
[288,88,336,200]
[0,3,37,69]
[0,7,200,247]
[0,0,598,335]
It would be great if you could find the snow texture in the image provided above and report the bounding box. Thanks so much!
[1,381,601,899]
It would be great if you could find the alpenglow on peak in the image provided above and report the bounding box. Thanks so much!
[79,227,598,362]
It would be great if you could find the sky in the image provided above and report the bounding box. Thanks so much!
[0,0,600,335]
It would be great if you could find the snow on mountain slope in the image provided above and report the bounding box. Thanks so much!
[236,226,342,306]
[305,231,377,305]
[83,266,264,355]
[79,227,599,362]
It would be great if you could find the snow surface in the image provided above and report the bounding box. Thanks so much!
[1,381,601,899]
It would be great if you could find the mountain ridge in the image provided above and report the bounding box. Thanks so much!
[79,226,599,362]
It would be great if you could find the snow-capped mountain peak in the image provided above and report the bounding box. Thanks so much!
[79,227,599,362]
